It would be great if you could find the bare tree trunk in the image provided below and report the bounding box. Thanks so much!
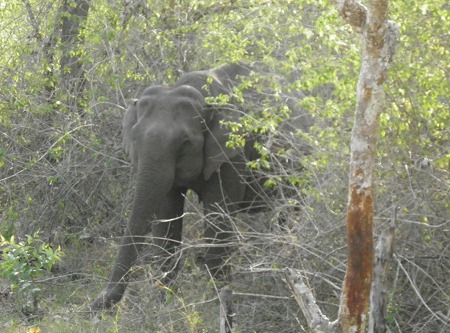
[219,287,234,333]
[368,208,397,333]
[334,1,399,331]
[284,1,399,332]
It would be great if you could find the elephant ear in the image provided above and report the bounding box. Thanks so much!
[203,106,243,181]
[122,99,139,167]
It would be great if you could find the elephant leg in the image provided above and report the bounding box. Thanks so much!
[91,189,185,310]
[202,162,246,281]
[91,226,149,310]
[202,163,245,333]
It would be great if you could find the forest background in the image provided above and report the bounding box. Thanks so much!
[0,0,448,332]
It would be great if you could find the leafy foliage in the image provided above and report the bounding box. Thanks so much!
[0,233,63,315]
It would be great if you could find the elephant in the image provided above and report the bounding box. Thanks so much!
[91,63,299,310]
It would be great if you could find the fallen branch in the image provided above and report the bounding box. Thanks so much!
[284,268,338,333]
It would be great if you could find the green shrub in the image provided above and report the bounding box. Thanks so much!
[0,233,63,315]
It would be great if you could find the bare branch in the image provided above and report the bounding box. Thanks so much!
[22,0,42,41]
[284,269,338,333]
[396,255,449,325]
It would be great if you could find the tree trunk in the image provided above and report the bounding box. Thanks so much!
[333,1,399,332]
[368,208,397,333]
[24,0,91,115]
[219,287,234,333]
[59,0,91,114]
[284,1,399,332]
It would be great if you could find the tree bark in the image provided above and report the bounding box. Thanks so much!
[332,1,399,332]
[368,208,397,333]
[284,1,399,332]
[219,287,234,333]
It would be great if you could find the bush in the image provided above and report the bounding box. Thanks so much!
[0,233,63,317]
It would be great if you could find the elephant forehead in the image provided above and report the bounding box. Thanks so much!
[170,85,205,102]
[137,93,201,114]
[137,96,155,112]
[169,97,204,116]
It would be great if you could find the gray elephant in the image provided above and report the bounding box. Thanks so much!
[91,63,290,310]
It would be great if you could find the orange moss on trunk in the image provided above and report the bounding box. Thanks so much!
[341,175,375,330]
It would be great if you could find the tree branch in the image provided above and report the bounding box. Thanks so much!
[22,0,42,41]
[284,269,338,333]
[331,0,367,32]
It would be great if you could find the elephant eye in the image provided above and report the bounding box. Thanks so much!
[177,137,192,154]
[180,138,190,148]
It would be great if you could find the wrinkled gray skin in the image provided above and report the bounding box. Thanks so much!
[91,63,266,310]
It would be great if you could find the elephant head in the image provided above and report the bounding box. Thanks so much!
[122,85,206,184]
[91,63,253,310]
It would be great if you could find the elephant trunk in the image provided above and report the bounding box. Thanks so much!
[91,137,176,310]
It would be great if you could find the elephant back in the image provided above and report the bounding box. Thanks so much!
[175,63,251,98]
